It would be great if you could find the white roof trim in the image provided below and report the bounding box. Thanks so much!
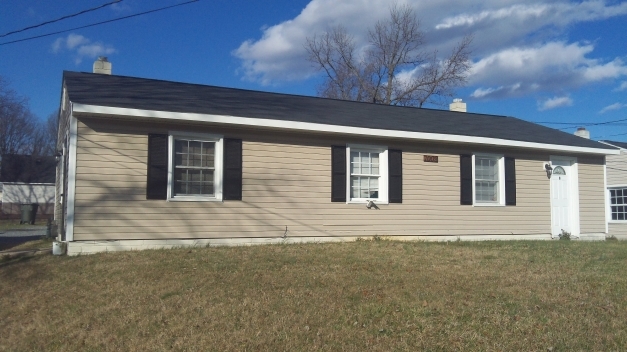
[72,103,619,155]
[599,141,625,150]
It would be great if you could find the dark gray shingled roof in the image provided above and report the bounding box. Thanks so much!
[601,140,627,149]
[63,71,615,151]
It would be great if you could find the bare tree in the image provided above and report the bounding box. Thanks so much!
[0,76,37,156]
[32,111,58,157]
[306,4,473,107]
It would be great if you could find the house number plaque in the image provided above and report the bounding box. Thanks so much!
[424,155,438,163]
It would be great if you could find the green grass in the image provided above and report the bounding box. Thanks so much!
[1,240,626,351]
[0,219,48,231]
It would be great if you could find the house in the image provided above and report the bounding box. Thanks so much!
[1,154,56,219]
[599,140,627,239]
[55,70,619,255]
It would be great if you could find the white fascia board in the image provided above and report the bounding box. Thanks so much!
[71,103,620,155]
[599,141,625,150]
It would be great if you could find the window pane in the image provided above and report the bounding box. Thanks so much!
[202,144,215,167]
[201,183,214,195]
[189,182,201,195]
[351,176,360,198]
[190,153,202,167]
[174,169,186,182]
[188,169,201,182]
[202,170,214,182]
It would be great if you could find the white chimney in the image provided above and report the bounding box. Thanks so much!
[574,127,590,139]
[449,98,466,112]
[93,57,112,75]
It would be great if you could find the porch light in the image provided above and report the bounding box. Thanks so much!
[55,150,63,162]
[544,163,553,179]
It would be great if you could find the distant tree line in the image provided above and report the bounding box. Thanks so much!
[0,75,57,158]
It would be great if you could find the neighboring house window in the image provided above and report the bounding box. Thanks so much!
[460,154,514,206]
[168,133,223,201]
[609,188,627,221]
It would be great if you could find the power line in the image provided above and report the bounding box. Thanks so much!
[0,0,199,46]
[535,117,627,128]
[0,0,123,38]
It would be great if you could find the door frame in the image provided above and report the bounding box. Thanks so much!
[549,156,580,238]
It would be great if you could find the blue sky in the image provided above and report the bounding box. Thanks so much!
[1,0,626,141]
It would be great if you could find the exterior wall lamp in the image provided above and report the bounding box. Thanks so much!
[55,149,63,162]
[544,163,553,179]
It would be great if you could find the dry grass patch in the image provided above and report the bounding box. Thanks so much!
[1,240,626,351]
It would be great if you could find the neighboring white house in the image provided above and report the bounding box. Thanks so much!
[1,183,55,214]
[0,154,56,218]
[600,140,627,239]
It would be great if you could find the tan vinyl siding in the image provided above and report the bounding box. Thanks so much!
[606,150,627,186]
[578,156,606,233]
[71,117,604,241]
[608,223,627,238]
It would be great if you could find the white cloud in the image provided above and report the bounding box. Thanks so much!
[468,41,627,99]
[599,102,627,114]
[538,96,573,111]
[233,0,627,89]
[65,33,89,49]
[615,81,627,91]
[435,1,627,30]
[51,33,116,64]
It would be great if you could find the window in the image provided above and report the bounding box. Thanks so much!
[609,188,627,221]
[346,145,388,203]
[473,154,505,205]
[462,154,517,206]
[168,133,223,201]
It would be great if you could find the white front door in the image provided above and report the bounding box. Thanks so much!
[550,160,570,237]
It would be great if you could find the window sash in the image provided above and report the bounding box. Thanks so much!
[346,146,388,203]
[173,139,216,197]
[168,133,223,201]
[474,155,501,204]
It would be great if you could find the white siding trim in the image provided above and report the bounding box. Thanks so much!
[65,234,561,255]
[65,114,78,242]
[71,104,619,156]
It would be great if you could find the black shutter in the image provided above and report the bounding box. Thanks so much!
[388,149,402,203]
[223,138,243,200]
[331,145,346,202]
[146,134,168,200]
[505,157,516,206]
[460,154,473,205]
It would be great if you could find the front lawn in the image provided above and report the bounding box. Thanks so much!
[1,240,626,351]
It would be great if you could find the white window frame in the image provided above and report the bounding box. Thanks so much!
[346,144,388,204]
[608,185,627,223]
[167,131,223,202]
[472,153,505,206]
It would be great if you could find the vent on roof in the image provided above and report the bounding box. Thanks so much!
[449,98,466,112]
[93,57,112,75]
[574,127,590,139]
